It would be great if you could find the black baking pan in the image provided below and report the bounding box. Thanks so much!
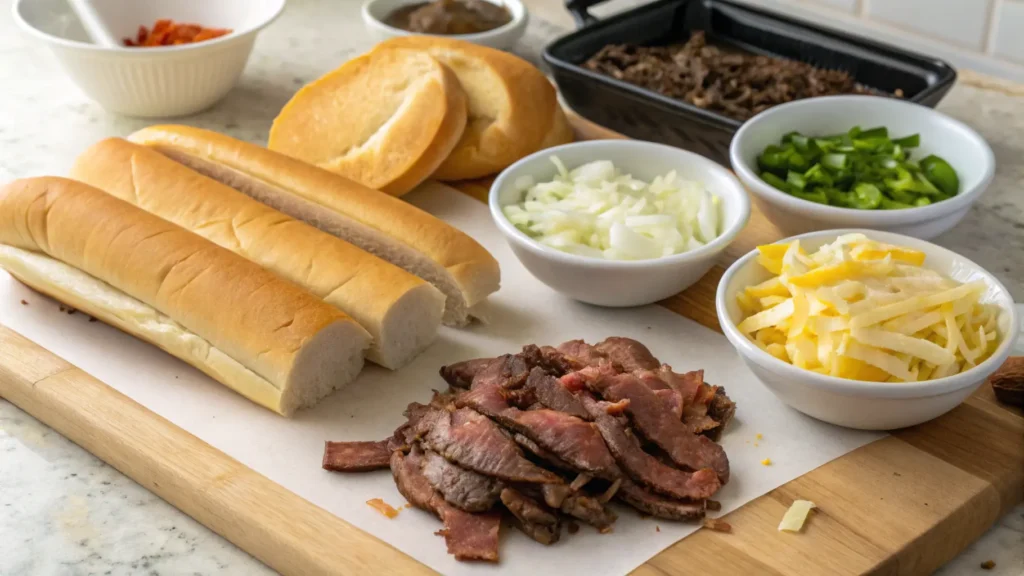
[544,0,957,166]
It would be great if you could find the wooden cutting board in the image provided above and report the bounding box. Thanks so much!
[0,115,1021,576]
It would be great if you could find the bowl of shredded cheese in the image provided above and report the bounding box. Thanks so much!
[490,139,750,306]
[716,230,1016,429]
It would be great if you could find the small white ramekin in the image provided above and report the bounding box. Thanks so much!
[362,0,528,51]
[13,0,286,117]
[729,95,995,240]
[716,229,1018,430]
[490,140,751,307]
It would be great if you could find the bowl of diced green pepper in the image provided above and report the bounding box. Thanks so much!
[729,95,994,239]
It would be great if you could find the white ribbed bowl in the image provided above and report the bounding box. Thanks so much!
[14,0,286,118]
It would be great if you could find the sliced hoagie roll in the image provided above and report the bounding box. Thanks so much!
[71,139,444,369]
[0,177,370,416]
[127,125,500,326]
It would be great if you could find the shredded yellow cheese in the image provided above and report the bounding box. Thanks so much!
[736,234,1001,382]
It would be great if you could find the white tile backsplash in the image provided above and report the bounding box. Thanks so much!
[865,0,992,49]
[801,0,860,14]
[727,0,1024,82]
[993,0,1024,63]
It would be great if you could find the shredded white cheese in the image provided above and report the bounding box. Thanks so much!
[778,500,816,532]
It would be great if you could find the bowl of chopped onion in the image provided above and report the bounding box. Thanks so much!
[717,230,1017,430]
[490,139,750,307]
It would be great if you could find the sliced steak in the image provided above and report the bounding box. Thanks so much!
[521,483,618,530]
[525,367,589,420]
[417,408,562,484]
[617,480,706,521]
[636,367,704,401]
[595,337,660,371]
[420,450,503,512]
[500,488,561,545]
[583,396,721,500]
[707,386,737,438]
[440,357,495,389]
[391,448,501,562]
[653,389,683,420]
[681,382,721,435]
[587,372,730,484]
[560,492,618,529]
[322,440,392,472]
[513,433,576,472]
[471,353,532,390]
[459,383,621,481]
[557,339,614,367]
[534,345,586,375]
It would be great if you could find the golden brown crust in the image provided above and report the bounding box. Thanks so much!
[268,47,467,197]
[0,177,365,390]
[70,138,441,367]
[375,37,563,181]
[128,125,501,319]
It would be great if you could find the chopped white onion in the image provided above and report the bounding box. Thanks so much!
[504,157,722,261]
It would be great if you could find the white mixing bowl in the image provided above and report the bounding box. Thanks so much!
[14,0,286,117]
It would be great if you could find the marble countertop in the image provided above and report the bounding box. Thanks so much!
[1,0,1022,574]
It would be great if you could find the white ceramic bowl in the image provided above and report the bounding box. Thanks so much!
[490,140,751,307]
[717,229,1018,430]
[730,95,995,240]
[14,0,286,117]
[362,0,527,51]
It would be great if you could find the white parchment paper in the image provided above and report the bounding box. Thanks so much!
[0,182,883,575]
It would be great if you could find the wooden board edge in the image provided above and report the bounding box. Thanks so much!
[0,325,435,576]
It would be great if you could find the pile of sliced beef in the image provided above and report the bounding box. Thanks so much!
[583,31,876,122]
[323,337,736,562]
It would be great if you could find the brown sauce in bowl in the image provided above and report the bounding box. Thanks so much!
[384,0,512,35]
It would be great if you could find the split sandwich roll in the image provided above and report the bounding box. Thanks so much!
[0,177,371,416]
[268,46,467,197]
[374,37,574,181]
[70,139,445,370]
[127,125,500,327]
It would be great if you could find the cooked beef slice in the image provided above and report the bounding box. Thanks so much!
[682,382,724,435]
[707,386,737,436]
[391,449,501,562]
[595,337,661,372]
[420,449,503,512]
[417,408,562,484]
[458,383,621,481]
[583,396,721,500]
[534,345,586,375]
[587,372,730,484]
[440,357,495,388]
[471,353,533,390]
[556,339,614,367]
[617,480,706,521]
[525,367,590,420]
[322,440,392,472]
[513,433,576,472]
[653,388,683,420]
[500,488,561,545]
[637,367,704,403]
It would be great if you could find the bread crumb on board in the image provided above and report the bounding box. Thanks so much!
[366,498,400,518]
[980,560,995,570]
[20,299,27,305]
